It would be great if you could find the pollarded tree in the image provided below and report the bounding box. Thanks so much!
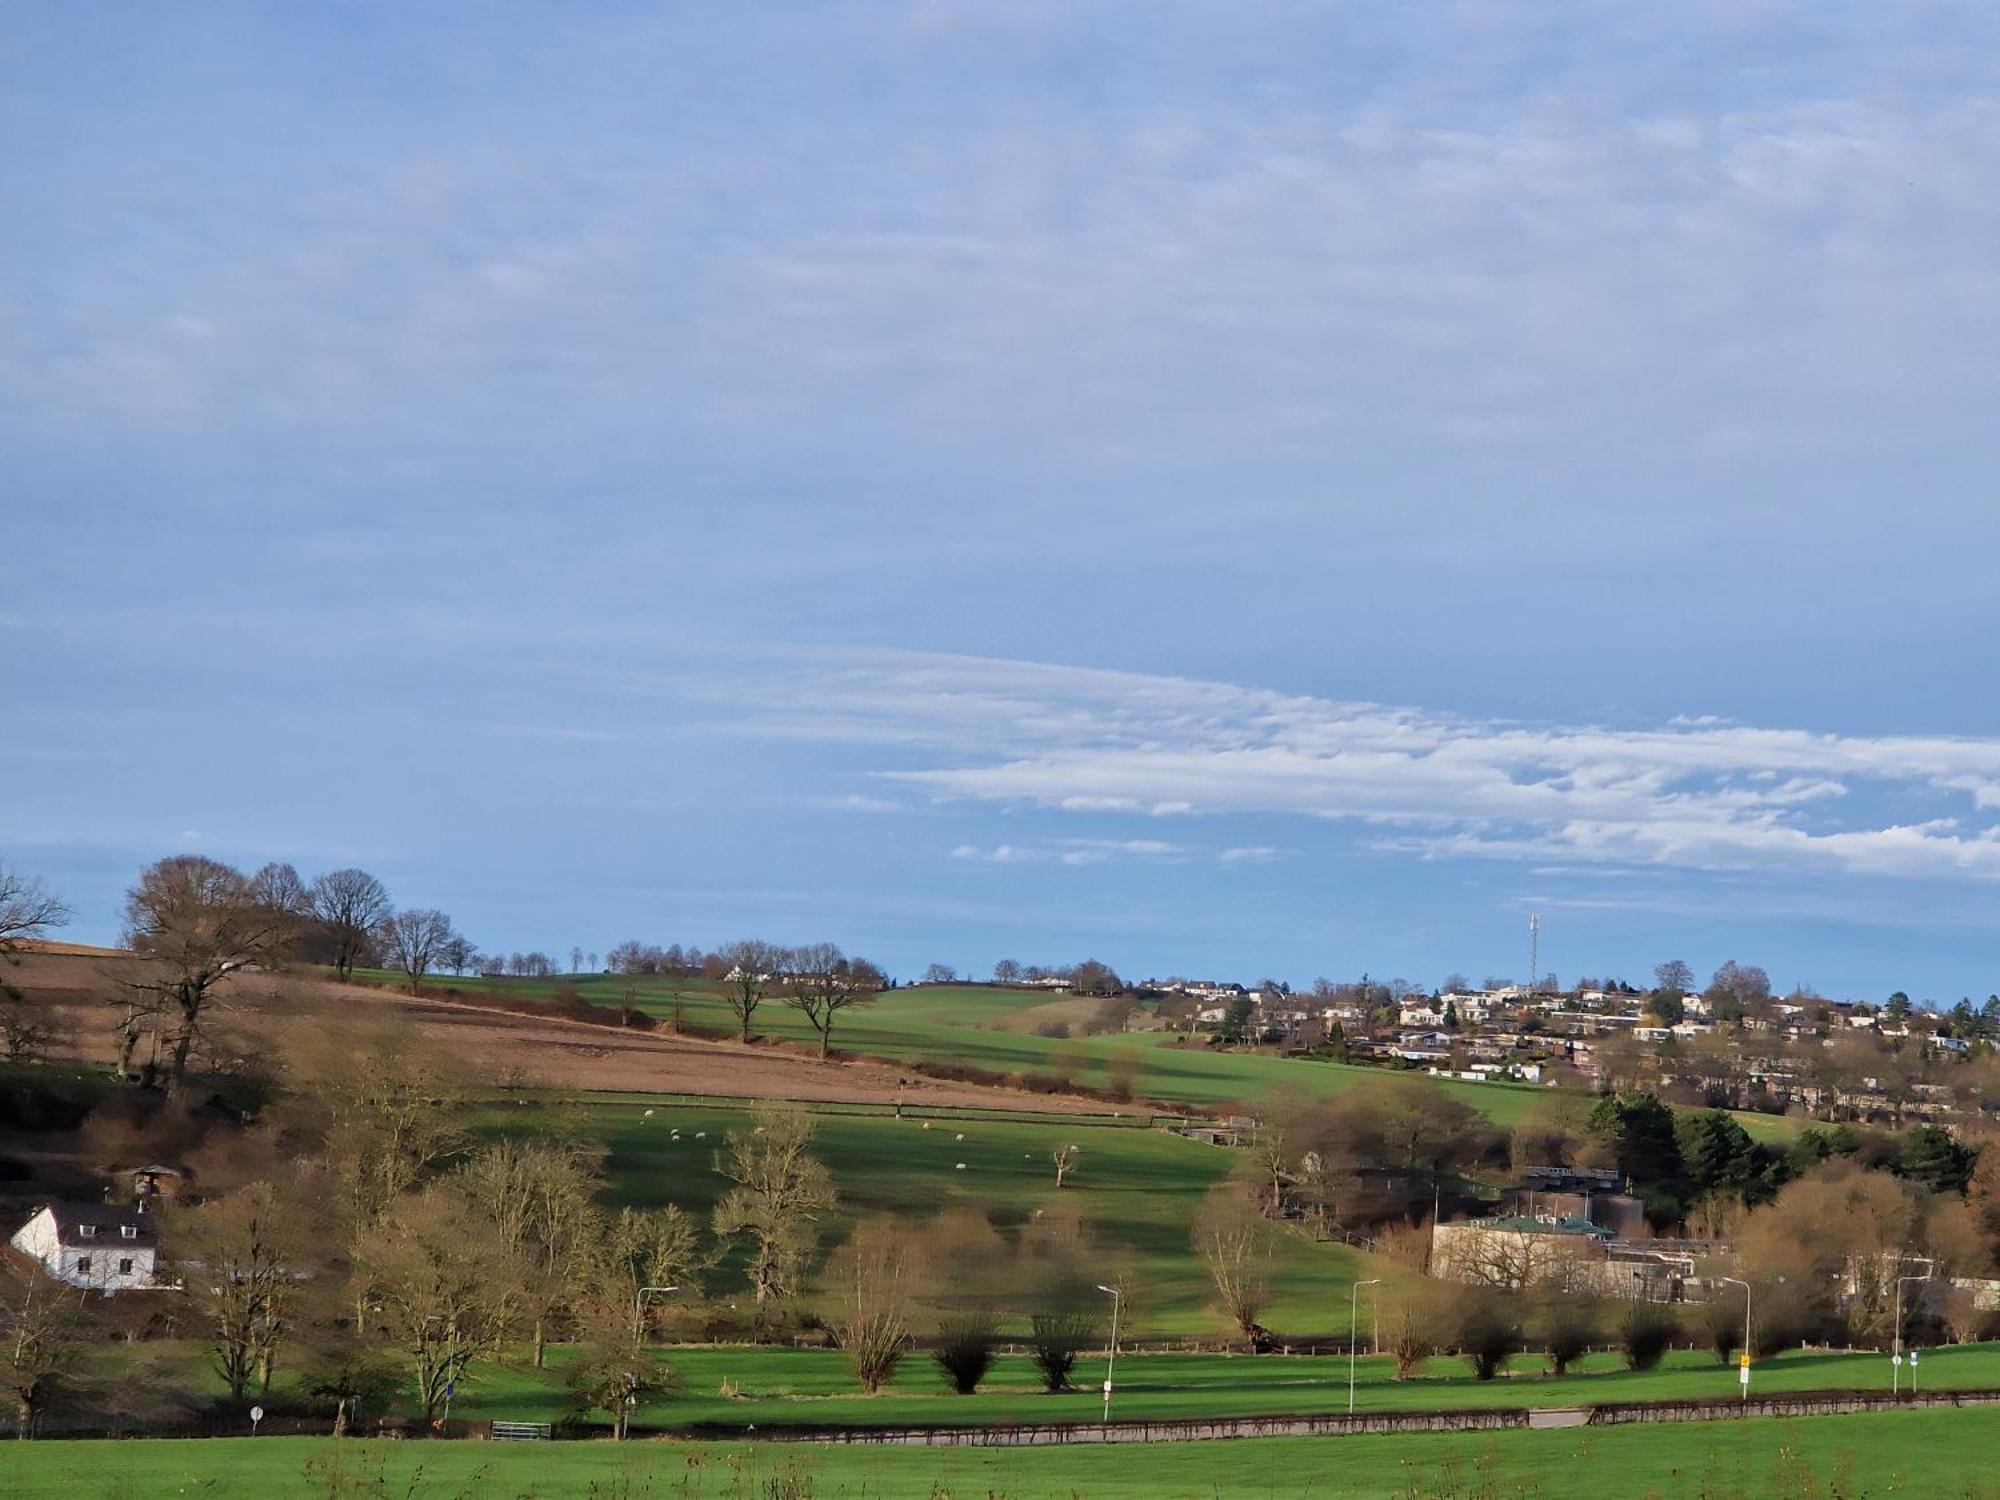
[711,1106,836,1307]
[825,1217,926,1393]
[122,856,293,1095]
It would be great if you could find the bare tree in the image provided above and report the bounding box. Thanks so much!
[456,1140,605,1366]
[0,865,69,961]
[356,1184,522,1422]
[173,1179,319,1402]
[825,1217,926,1393]
[1051,1143,1080,1189]
[992,959,1023,984]
[719,939,781,1044]
[307,869,392,979]
[122,856,292,1095]
[780,942,885,1058]
[602,1206,706,1339]
[712,1106,836,1307]
[921,963,957,984]
[0,1256,93,1437]
[375,908,457,995]
[570,946,584,975]
[1192,1184,1273,1341]
[566,1331,676,1439]
[248,862,312,920]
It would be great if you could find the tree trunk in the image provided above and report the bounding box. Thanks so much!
[533,1318,546,1369]
[333,1397,351,1438]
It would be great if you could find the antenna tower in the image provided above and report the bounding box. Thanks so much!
[1528,913,1541,994]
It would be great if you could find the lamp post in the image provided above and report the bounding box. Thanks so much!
[1096,1284,1122,1424]
[1349,1279,1382,1415]
[1719,1278,1752,1402]
[1894,1267,1933,1396]
[634,1284,680,1339]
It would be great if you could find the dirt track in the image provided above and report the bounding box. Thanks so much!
[6,950,1131,1116]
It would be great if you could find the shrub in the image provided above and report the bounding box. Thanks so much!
[1535,1300,1597,1376]
[1696,1294,1743,1365]
[1455,1293,1522,1381]
[1618,1303,1678,1371]
[1027,1306,1099,1392]
[931,1311,1001,1394]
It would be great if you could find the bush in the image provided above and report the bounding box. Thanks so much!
[1028,1306,1099,1392]
[1535,1300,1597,1377]
[1033,1020,1072,1039]
[1618,1303,1678,1371]
[931,1311,1001,1394]
[1696,1294,1743,1365]
[1455,1294,1522,1381]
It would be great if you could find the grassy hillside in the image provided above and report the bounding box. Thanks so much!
[487,1096,1365,1337]
[411,971,1801,1143]
[10,1408,2000,1498]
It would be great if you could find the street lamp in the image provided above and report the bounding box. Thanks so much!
[634,1284,680,1339]
[1894,1265,1933,1396]
[1095,1284,1122,1424]
[1349,1280,1383,1415]
[1718,1278,1752,1402]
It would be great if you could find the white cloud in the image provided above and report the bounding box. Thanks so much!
[718,648,2000,883]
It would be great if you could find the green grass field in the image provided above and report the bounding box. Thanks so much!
[9,1408,2000,1498]
[397,1341,2000,1432]
[477,1097,1365,1337]
[405,971,1799,1142]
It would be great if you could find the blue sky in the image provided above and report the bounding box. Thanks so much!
[8,3,2000,1000]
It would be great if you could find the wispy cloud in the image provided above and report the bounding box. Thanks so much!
[720,649,2000,883]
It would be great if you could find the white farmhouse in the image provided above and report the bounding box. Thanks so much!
[9,1202,160,1292]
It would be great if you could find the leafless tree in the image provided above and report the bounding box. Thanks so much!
[779,942,885,1058]
[1052,1143,1080,1188]
[1192,1184,1274,1340]
[602,1205,706,1339]
[248,862,312,920]
[570,946,584,975]
[825,1217,926,1393]
[0,865,69,961]
[456,1139,605,1366]
[375,907,457,995]
[565,1331,676,1439]
[0,1256,93,1437]
[307,869,392,979]
[712,1106,836,1307]
[992,959,1022,984]
[718,939,781,1043]
[122,856,292,1095]
[173,1179,319,1402]
[921,962,957,984]
[356,1184,522,1422]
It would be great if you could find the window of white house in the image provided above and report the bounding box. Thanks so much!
[118,1258,134,1275]
[78,1225,96,1238]
[120,1225,138,1239]
[75,1256,93,1273]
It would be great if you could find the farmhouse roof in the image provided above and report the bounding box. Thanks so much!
[33,1202,158,1249]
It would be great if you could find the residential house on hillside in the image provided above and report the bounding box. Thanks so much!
[9,1202,161,1292]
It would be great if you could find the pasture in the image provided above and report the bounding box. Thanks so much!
[482,1096,1366,1336]
[423,972,1789,1138]
[8,1408,2000,1498]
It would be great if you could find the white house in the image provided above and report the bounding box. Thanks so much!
[8,1202,160,1292]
